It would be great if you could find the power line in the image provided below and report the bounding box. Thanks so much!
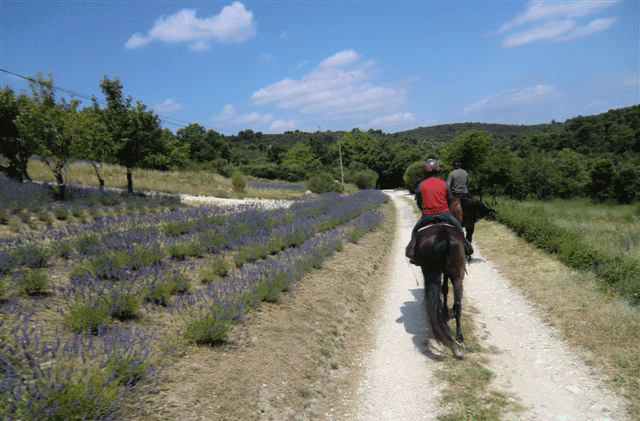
[0,67,192,129]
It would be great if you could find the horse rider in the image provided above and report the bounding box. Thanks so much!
[405,159,473,265]
[446,158,469,198]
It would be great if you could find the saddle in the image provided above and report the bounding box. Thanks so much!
[416,216,455,233]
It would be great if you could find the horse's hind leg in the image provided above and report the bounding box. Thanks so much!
[452,278,464,344]
[441,275,450,321]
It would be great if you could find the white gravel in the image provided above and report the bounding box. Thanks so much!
[179,194,292,209]
[352,190,629,421]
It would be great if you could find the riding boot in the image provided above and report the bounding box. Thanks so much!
[464,238,474,257]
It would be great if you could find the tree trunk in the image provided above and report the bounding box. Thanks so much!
[127,168,133,194]
[91,161,105,193]
[55,170,66,201]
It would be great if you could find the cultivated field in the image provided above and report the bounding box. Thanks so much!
[0,169,386,420]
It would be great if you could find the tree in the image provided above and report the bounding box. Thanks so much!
[444,130,495,195]
[98,77,162,193]
[282,141,322,177]
[0,87,33,181]
[15,74,80,199]
[587,156,617,202]
[72,107,113,191]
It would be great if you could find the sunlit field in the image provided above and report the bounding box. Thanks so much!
[514,198,640,262]
[26,160,311,200]
[0,169,388,420]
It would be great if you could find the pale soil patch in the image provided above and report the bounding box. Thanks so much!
[124,201,396,421]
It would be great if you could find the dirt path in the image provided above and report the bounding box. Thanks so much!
[352,190,629,421]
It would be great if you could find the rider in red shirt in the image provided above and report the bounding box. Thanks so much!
[406,159,472,264]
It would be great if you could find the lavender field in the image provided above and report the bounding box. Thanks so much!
[0,178,388,420]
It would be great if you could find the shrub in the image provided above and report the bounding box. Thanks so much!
[168,241,203,260]
[353,169,379,190]
[0,208,10,224]
[184,302,238,345]
[231,171,246,193]
[146,274,192,306]
[403,161,425,193]
[65,300,110,333]
[13,244,51,269]
[307,173,344,194]
[53,205,69,221]
[200,257,230,283]
[18,269,49,296]
[106,288,142,321]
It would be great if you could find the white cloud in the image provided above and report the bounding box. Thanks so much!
[269,119,299,133]
[279,31,288,39]
[368,113,415,128]
[154,98,183,113]
[502,19,576,47]
[498,0,618,46]
[462,84,556,115]
[124,2,256,50]
[250,50,408,120]
[212,104,273,125]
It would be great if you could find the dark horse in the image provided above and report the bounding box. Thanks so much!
[414,223,466,358]
[449,194,495,245]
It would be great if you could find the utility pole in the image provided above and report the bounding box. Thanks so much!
[338,135,344,186]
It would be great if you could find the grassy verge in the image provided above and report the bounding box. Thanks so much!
[475,219,640,421]
[493,197,640,303]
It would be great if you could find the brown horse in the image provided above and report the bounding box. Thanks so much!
[449,194,495,245]
[414,223,466,358]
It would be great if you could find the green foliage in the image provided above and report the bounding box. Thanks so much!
[403,161,425,193]
[105,289,142,321]
[231,171,246,193]
[353,169,378,190]
[18,269,49,296]
[200,257,230,283]
[183,303,237,346]
[306,173,344,194]
[53,206,69,220]
[168,241,203,260]
[65,300,110,333]
[0,87,33,181]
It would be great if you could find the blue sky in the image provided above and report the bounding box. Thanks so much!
[1,0,638,135]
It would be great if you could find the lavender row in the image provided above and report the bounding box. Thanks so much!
[0,195,387,420]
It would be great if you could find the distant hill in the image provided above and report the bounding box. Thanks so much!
[388,122,553,146]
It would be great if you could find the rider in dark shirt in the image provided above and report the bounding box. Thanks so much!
[446,158,469,197]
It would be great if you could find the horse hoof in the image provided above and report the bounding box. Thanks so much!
[453,342,466,359]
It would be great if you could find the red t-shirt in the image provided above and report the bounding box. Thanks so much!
[417,177,449,215]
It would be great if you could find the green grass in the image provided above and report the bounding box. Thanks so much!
[494,197,640,303]
[512,197,640,261]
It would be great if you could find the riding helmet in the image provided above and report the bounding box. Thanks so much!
[423,159,441,175]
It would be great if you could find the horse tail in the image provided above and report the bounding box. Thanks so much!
[422,228,454,347]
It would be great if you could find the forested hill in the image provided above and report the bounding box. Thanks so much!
[234,104,639,155]
[388,122,552,146]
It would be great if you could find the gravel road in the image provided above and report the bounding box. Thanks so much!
[352,190,629,421]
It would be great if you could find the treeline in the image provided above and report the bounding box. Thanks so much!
[476,105,640,203]
[0,74,244,199]
[2,72,639,202]
[399,105,640,203]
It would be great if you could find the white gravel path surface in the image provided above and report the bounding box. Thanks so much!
[352,190,629,421]
[466,252,629,421]
[352,191,442,420]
